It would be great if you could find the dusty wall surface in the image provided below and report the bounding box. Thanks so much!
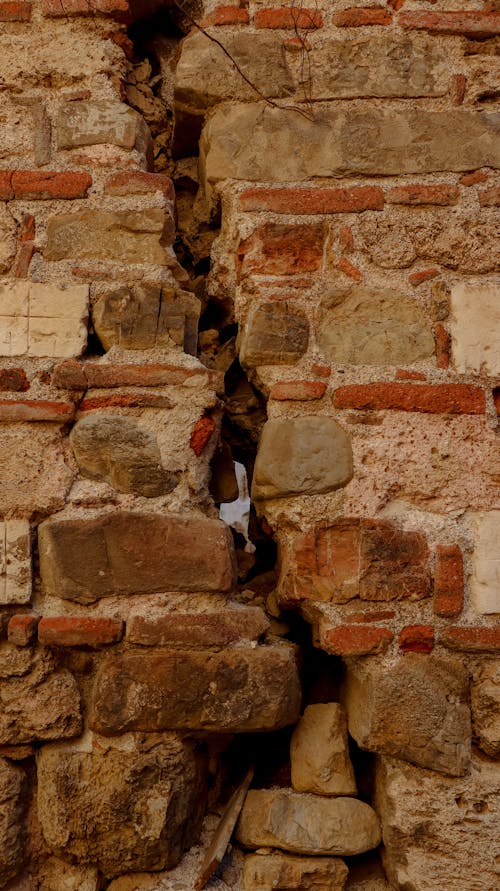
[0,1,499,890]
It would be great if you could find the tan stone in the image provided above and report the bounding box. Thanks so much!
[239,303,309,367]
[0,281,89,358]
[450,281,500,374]
[317,288,434,366]
[236,789,381,856]
[243,851,348,890]
[0,519,31,605]
[55,101,151,152]
[90,644,301,734]
[252,418,353,501]
[0,206,17,274]
[471,661,500,757]
[375,755,500,891]
[344,655,471,776]
[467,511,500,614]
[0,426,74,518]
[290,703,357,797]
[0,29,117,89]
[44,209,170,265]
[37,736,207,878]
[37,857,100,891]
[0,757,27,889]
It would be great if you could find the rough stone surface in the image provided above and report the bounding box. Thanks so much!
[90,645,301,734]
[243,852,348,890]
[0,426,73,518]
[44,209,170,264]
[290,703,357,797]
[317,288,434,366]
[70,415,178,497]
[55,100,150,151]
[37,736,207,878]
[0,519,31,605]
[0,281,89,358]
[239,303,309,367]
[37,858,100,891]
[0,757,26,889]
[236,789,381,856]
[375,755,500,891]
[252,418,353,501]
[467,511,500,614]
[0,206,17,273]
[450,281,500,374]
[344,655,471,776]
[126,606,269,648]
[38,513,236,603]
[471,661,500,757]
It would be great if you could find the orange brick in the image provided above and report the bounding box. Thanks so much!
[387,184,459,206]
[434,544,464,618]
[459,170,488,186]
[408,268,440,286]
[434,323,450,369]
[255,6,323,29]
[399,625,435,653]
[0,399,75,422]
[104,171,174,198]
[322,625,394,656]
[478,185,500,207]
[0,1,31,21]
[399,10,500,38]
[79,393,173,411]
[238,223,326,276]
[333,383,485,414]
[333,7,392,27]
[200,5,249,26]
[395,369,427,381]
[239,185,384,214]
[38,617,123,648]
[270,380,327,401]
[8,615,39,646]
[9,170,92,200]
[338,257,362,281]
[440,627,500,652]
[190,416,217,456]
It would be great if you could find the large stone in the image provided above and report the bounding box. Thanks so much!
[344,655,471,776]
[467,511,500,614]
[0,643,82,744]
[0,281,89,358]
[37,736,207,878]
[37,858,100,891]
[471,661,500,757]
[90,644,301,734]
[317,288,434,366]
[0,206,17,274]
[450,282,500,374]
[55,100,151,152]
[375,755,500,891]
[44,209,170,265]
[252,418,353,501]
[0,758,26,889]
[0,519,31,605]
[38,513,236,603]
[290,703,357,797]
[0,426,74,517]
[239,302,309,367]
[200,105,500,188]
[243,852,348,890]
[70,415,178,497]
[236,789,381,856]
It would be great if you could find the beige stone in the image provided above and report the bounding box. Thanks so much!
[0,757,27,889]
[55,101,150,152]
[471,661,500,757]
[44,209,170,265]
[37,736,207,878]
[375,755,500,891]
[252,417,353,501]
[467,511,500,614]
[239,303,309,367]
[0,520,31,605]
[0,206,17,274]
[243,852,348,890]
[0,426,74,518]
[290,703,357,797]
[37,857,100,891]
[344,655,471,776]
[450,281,500,375]
[317,288,434,366]
[0,281,89,358]
[236,789,381,856]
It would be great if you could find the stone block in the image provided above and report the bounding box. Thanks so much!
[37,736,207,878]
[290,703,357,796]
[252,417,353,501]
[44,209,171,265]
[0,757,27,889]
[55,100,151,152]
[450,282,500,374]
[239,303,309,367]
[344,655,471,776]
[317,287,434,366]
[90,644,301,734]
[70,415,179,497]
[37,857,100,891]
[243,852,348,890]
[0,282,89,358]
[0,205,17,273]
[0,520,31,605]
[375,755,500,891]
[467,511,500,614]
[471,660,500,757]
[39,513,236,603]
[237,223,325,276]
[0,426,74,518]
[236,789,381,856]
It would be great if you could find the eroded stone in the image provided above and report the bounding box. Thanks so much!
[55,100,151,152]
[0,520,31,605]
[0,757,27,889]
[243,851,348,890]
[0,206,17,274]
[290,703,357,796]
[471,660,500,757]
[239,303,309,367]
[44,209,170,264]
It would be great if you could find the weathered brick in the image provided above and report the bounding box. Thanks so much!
[200,5,249,26]
[239,186,384,214]
[333,8,392,27]
[126,607,269,648]
[478,185,500,207]
[238,223,326,276]
[399,625,435,653]
[6,171,92,200]
[395,369,427,381]
[460,170,488,186]
[0,369,29,391]
[0,399,75,422]
[7,614,38,646]
[53,360,213,390]
[434,323,451,368]
[79,393,174,411]
[254,7,323,29]
[399,10,500,38]
[333,383,486,414]
[434,544,464,618]
[38,617,124,648]
[387,184,459,206]
[451,73,467,106]
[408,268,440,286]
[12,242,35,279]
[321,625,394,656]
[0,1,31,21]
[440,627,500,653]
[104,171,174,198]
[270,381,327,401]
[190,416,216,456]
[337,257,362,281]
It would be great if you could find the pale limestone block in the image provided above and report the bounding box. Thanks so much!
[0,520,32,605]
[0,283,29,356]
[467,510,500,614]
[450,282,500,374]
[0,283,88,358]
[29,282,89,319]
[290,703,357,797]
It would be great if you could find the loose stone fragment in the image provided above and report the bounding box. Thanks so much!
[471,660,500,757]
[243,851,348,890]
[236,789,381,856]
[290,703,357,796]
[0,757,27,889]
[239,302,309,367]
[252,417,353,500]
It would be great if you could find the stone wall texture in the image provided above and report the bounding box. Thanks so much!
[0,1,498,890]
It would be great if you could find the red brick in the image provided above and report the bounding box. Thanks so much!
[322,625,394,656]
[283,35,312,51]
[0,399,75,422]
[12,242,35,278]
[126,607,269,648]
[190,415,216,456]
[434,544,464,618]
[399,624,435,653]
[53,361,210,390]
[338,257,362,281]
[200,5,249,26]
[395,369,427,381]
[333,383,486,415]
[19,214,35,243]
[0,171,13,199]
[38,616,123,647]
[459,170,488,186]
[255,7,323,29]
[434,323,450,369]
[440,627,500,653]
[42,0,129,16]
[79,393,174,411]
[339,224,354,253]
[239,185,384,214]
[104,171,174,199]
[408,268,440,287]
[8,614,39,646]
[388,0,404,9]
[451,73,467,105]
[270,380,326,401]
[333,8,392,27]
[8,171,92,200]
[0,368,29,392]
[399,10,500,38]
[238,223,326,276]
[478,185,500,207]
[311,364,331,378]
[0,1,31,21]
[106,29,135,60]
[387,184,459,206]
